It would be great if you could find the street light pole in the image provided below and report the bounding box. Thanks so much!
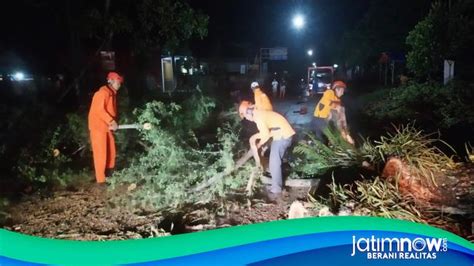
[292,14,305,30]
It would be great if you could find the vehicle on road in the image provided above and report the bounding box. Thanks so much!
[307,66,334,94]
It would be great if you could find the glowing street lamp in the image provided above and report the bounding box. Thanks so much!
[13,72,25,81]
[292,14,305,30]
[307,49,313,56]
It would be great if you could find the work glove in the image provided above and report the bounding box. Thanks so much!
[109,120,118,131]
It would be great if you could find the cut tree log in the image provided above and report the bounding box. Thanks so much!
[438,206,468,215]
[193,150,254,192]
[288,201,309,219]
[260,176,320,188]
[381,157,439,201]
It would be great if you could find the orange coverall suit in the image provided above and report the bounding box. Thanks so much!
[88,85,117,183]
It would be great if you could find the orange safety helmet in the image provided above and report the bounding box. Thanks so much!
[107,72,124,83]
[238,100,252,119]
[332,80,347,90]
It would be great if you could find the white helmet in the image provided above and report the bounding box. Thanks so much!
[250,81,259,89]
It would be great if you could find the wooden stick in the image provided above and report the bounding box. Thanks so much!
[245,167,260,196]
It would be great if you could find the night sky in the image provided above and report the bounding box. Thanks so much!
[189,0,371,62]
[0,0,431,75]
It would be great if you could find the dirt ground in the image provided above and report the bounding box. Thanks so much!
[3,167,472,241]
[429,165,474,239]
[2,181,309,241]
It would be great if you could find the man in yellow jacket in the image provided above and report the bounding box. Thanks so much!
[239,101,295,200]
[312,81,354,144]
[251,81,273,111]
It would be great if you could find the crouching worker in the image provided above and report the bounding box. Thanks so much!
[239,101,295,200]
[88,72,123,184]
[311,80,354,145]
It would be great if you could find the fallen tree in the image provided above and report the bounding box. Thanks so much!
[291,124,467,231]
[109,96,254,213]
[293,124,456,201]
[193,150,253,192]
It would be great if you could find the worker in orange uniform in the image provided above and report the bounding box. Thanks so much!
[250,81,273,111]
[88,72,123,184]
[312,80,354,144]
[239,101,295,200]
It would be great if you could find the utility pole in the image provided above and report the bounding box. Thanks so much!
[391,62,395,85]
